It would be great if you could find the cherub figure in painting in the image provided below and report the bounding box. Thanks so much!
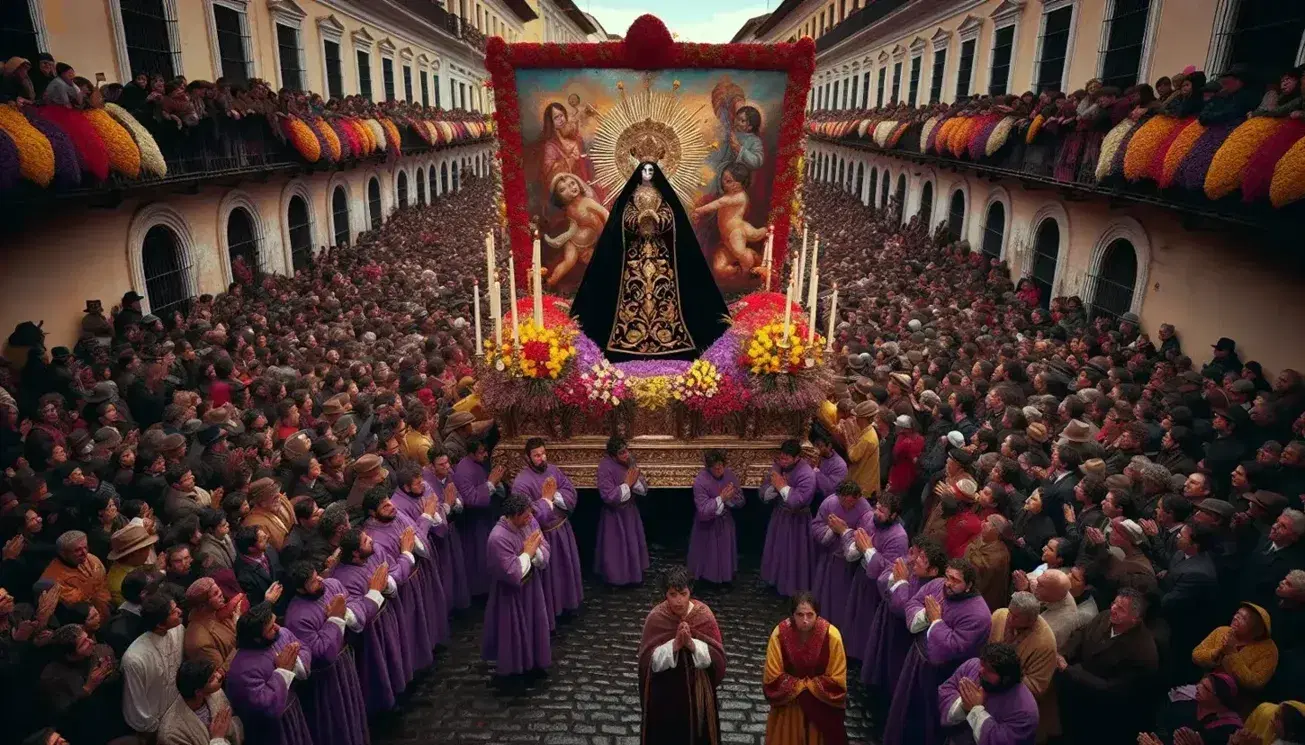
[544,172,610,288]
[694,163,767,279]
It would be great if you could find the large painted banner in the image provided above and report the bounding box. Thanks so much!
[487,15,814,296]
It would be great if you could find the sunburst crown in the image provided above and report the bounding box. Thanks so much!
[590,77,710,207]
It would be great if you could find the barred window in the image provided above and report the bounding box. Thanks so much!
[225,207,261,277]
[832,81,840,110]
[433,74,440,108]
[947,190,966,241]
[212,4,249,83]
[397,171,409,208]
[862,71,870,107]
[331,186,350,246]
[276,23,303,91]
[982,201,1006,260]
[930,48,947,103]
[1215,0,1305,79]
[1034,6,1074,93]
[0,1,39,63]
[417,167,427,205]
[382,57,395,101]
[368,177,382,230]
[907,55,922,106]
[1088,239,1139,319]
[919,181,933,225]
[357,51,373,101]
[142,225,193,317]
[1098,0,1152,89]
[876,67,886,107]
[956,39,976,99]
[891,61,902,103]
[119,0,178,78]
[287,195,313,272]
[403,65,413,102]
[989,26,1015,95]
[1032,218,1061,309]
[323,40,343,99]
[420,70,430,107]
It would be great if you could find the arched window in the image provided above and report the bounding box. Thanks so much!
[918,181,934,226]
[868,168,879,206]
[1032,218,1061,309]
[880,170,891,207]
[416,167,427,205]
[894,174,907,220]
[855,163,864,197]
[396,171,409,209]
[452,162,460,191]
[837,159,845,187]
[947,189,965,241]
[287,195,312,272]
[225,207,260,279]
[141,225,192,318]
[331,186,350,247]
[982,201,1006,260]
[441,163,449,193]
[1089,238,1139,319]
[368,177,382,230]
[428,167,436,199]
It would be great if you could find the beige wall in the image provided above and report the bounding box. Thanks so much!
[808,142,1305,375]
[0,145,496,349]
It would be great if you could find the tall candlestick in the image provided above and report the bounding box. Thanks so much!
[763,228,773,292]
[507,251,520,344]
[782,257,795,343]
[797,225,808,310]
[532,232,544,326]
[826,284,838,351]
[473,278,483,354]
[491,278,502,347]
[809,235,820,301]
[807,268,819,344]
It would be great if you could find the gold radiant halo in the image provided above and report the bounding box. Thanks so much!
[590,79,709,207]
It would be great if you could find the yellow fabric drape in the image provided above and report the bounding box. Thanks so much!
[1244,701,1305,745]
[763,624,847,745]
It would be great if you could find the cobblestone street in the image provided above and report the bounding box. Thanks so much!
[371,491,879,745]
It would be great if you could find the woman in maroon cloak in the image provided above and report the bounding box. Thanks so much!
[637,565,727,745]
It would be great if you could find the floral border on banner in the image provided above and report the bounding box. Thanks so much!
[484,14,815,288]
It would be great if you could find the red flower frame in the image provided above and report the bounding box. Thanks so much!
[486,14,815,287]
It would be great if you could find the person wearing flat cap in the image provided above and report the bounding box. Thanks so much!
[240,477,294,551]
[841,399,882,499]
[347,453,390,510]
[885,372,915,417]
[442,410,476,465]
[1084,517,1158,602]
[114,290,145,338]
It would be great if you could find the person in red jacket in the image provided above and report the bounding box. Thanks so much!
[887,414,925,495]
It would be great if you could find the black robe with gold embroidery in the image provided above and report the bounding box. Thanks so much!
[571,162,730,362]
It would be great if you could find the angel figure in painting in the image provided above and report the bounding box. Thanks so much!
[693,163,768,280]
[544,172,610,289]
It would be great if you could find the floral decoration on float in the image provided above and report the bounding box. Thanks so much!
[478,291,830,429]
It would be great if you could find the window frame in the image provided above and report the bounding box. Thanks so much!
[1205,0,1305,75]
[109,0,184,83]
[1095,0,1158,89]
[352,27,375,101]
[988,23,1017,96]
[1030,0,1078,94]
[205,0,254,83]
[317,14,346,99]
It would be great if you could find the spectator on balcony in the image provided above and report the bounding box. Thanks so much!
[1200,65,1262,126]
[1250,67,1304,119]
[1,57,36,103]
[42,63,83,109]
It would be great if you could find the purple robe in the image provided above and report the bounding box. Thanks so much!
[884,590,994,745]
[284,578,370,745]
[814,453,849,499]
[482,515,553,675]
[842,517,907,661]
[418,467,473,609]
[330,552,408,713]
[937,658,1039,745]
[364,512,444,670]
[452,456,500,597]
[760,460,818,597]
[688,467,744,583]
[863,575,941,688]
[225,627,313,745]
[594,455,649,586]
[512,464,584,617]
[809,495,872,630]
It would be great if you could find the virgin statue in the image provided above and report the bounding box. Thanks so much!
[571,161,730,362]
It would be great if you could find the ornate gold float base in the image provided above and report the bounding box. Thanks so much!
[494,405,809,488]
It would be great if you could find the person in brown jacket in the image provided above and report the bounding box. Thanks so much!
[241,478,293,550]
[182,578,241,671]
[991,591,1060,743]
[1055,588,1159,745]
[965,513,1012,611]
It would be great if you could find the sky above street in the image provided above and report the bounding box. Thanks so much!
[583,0,773,43]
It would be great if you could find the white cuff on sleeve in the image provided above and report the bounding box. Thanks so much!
[326,615,348,632]
[690,639,711,669]
[967,705,992,740]
[619,483,632,503]
[888,579,907,592]
[364,589,385,610]
[860,548,878,567]
[453,498,463,513]
[844,543,862,562]
[779,485,792,499]
[909,609,928,633]
[293,657,308,680]
[210,738,231,745]
[946,697,966,724]
[553,496,567,510]
[650,639,678,673]
[345,608,364,631]
[633,482,647,496]
[518,553,531,577]
[384,576,397,596]
[274,668,296,688]
[714,497,725,516]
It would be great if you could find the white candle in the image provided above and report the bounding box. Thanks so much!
[809,235,820,302]
[763,228,773,292]
[782,258,795,343]
[485,231,494,291]
[507,251,520,344]
[826,284,838,351]
[807,268,819,344]
[797,225,808,310]
[491,278,502,347]
[473,278,483,353]
[532,232,544,326]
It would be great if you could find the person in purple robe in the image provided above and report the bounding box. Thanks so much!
[884,557,994,745]
[810,479,872,629]
[862,537,948,690]
[360,485,447,663]
[282,561,369,745]
[688,449,745,583]
[330,528,408,713]
[482,492,552,678]
[224,602,313,745]
[419,447,472,610]
[937,644,1039,745]
[843,492,909,662]
[452,438,507,598]
[594,436,649,586]
[760,439,818,597]
[511,437,583,618]
[811,431,848,500]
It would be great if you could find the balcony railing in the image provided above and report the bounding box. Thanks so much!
[386,0,486,52]
[808,121,1304,231]
[815,0,912,54]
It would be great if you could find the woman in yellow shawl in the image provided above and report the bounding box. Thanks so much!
[763,592,847,745]
[1237,700,1305,745]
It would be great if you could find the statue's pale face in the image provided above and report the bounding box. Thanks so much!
[641,163,654,182]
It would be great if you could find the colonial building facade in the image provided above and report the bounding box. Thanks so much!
[741,0,1305,372]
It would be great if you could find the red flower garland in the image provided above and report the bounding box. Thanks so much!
[486,14,814,289]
